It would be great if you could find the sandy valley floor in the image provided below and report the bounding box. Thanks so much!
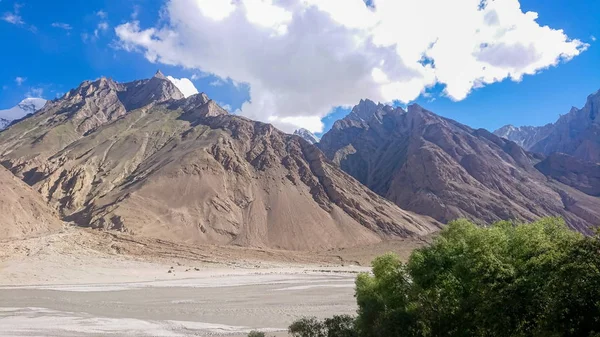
[0,227,427,336]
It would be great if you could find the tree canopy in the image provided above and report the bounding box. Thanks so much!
[355,217,600,337]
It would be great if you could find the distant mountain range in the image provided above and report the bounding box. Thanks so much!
[0,97,46,130]
[494,90,600,163]
[1,72,598,246]
[0,72,437,247]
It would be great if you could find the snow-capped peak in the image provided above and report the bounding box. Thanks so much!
[293,128,320,144]
[0,97,47,130]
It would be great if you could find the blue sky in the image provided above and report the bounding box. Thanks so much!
[1,0,598,136]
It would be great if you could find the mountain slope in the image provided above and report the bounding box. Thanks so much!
[0,165,63,239]
[0,97,47,130]
[494,90,600,163]
[0,74,438,250]
[319,100,600,233]
[535,152,600,197]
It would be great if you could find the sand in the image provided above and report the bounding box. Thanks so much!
[0,227,427,336]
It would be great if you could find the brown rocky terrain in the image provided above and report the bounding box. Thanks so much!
[0,73,438,250]
[319,99,600,233]
[535,152,600,197]
[495,90,600,163]
[0,165,63,239]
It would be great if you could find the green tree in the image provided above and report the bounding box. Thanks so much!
[354,217,600,337]
[324,315,358,337]
[289,317,325,337]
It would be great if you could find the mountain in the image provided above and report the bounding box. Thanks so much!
[293,128,319,144]
[319,99,600,233]
[493,124,553,149]
[0,165,63,239]
[0,73,438,250]
[494,90,600,163]
[0,97,47,130]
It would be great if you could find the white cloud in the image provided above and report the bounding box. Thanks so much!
[52,22,72,30]
[592,35,597,42]
[209,79,224,87]
[166,76,199,98]
[15,77,26,86]
[2,12,23,24]
[95,21,109,37]
[26,87,44,98]
[96,10,107,19]
[218,102,232,112]
[116,0,587,133]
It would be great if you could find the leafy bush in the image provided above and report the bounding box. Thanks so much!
[247,331,266,337]
[289,315,357,337]
[355,217,600,337]
[324,315,358,337]
[289,317,325,337]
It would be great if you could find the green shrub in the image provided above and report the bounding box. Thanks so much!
[289,316,357,337]
[247,331,266,337]
[324,315,358,337]
[289,317,325,337]
[354,217,600,337]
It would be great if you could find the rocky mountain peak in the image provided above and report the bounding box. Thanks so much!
[293,128,319,144]
[0,97,47,130]
[347,98,381,121]
[154,69,167,79]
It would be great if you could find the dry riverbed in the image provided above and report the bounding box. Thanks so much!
[0,227,426,336]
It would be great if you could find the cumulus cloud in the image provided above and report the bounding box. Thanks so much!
[166,76,199,97]
[115,0,587,133]
[15,77,26,86]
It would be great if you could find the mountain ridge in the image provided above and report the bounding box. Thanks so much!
[494,90,600,163]
[0,73,439,250]
[319,99,600,233]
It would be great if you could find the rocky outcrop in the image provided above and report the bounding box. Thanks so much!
[319,100,600,233]
[0,74,439,250]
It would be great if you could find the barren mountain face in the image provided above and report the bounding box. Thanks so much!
[319,100,600,233]
[535,153,600,197]
[0,74,438,250]
[0,165,62,239]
